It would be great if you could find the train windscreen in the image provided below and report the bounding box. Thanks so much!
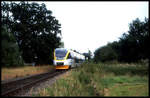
[55,49,68,58]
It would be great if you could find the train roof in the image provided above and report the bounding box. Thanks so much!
[55,48,68,51]
[55,48,84,56]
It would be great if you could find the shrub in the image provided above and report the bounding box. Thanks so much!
[94,45,118,62]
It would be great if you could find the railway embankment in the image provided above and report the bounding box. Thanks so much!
[1,65,55,81]
[35,62,148,96]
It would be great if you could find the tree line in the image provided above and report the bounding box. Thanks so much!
[1,1,62,67]
[94,18,149,63]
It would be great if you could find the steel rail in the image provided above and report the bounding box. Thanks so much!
[1,70,67,96]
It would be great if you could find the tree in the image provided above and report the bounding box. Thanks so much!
[128,18,149,59]
[107,41,120,61]
[94,45,117,62]
[88,50,92,60]
[94,17,149,63]
[119,18,149,62]
[1,26,24,67]
[59,41,64,48]
[83,50,92,61]
[1,1,62,64]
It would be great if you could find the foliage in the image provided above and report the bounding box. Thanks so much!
[36,62,148,96]
[1,26,24,67]
[59,41,64,48]
[118,18,149,62]
[1,1,62,65]
[94,45,117,62]
[83,50,92,61]
[94,18,149,63]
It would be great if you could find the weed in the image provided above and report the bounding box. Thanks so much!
[78,71,91,84]
[109,83,148,96]
[36,62,148,96]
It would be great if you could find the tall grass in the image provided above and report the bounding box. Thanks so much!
[37,62,148,96]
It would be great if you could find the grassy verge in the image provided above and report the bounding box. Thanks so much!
[1,65,55,80]
[36,62,148,96]
[108,83,148,96]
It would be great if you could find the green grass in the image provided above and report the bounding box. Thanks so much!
[100,75,148,88]
[109,83,148,96]
[36,62,148,96]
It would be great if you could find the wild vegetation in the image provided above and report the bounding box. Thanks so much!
[1,26,24,67]
[1,1,148,67]
[1,2,149,96]
[94,18,149,63]
[36,62,148,96]
[1,1,62,67]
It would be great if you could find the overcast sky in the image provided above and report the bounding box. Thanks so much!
[36,1,148,55]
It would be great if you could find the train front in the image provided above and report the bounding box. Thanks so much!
[53,48,71,70]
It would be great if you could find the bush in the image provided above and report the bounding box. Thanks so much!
[94,45,118,62]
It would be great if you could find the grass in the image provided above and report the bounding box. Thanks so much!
[35,62,148,96]
[100,74,148,87]
[1,65,55,80]
[108,83,148,96]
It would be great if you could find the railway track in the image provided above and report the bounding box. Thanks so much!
[1,70,67,96]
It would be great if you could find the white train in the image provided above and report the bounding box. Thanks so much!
[53,48,85,70]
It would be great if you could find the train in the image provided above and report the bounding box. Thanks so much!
[53,48,85,70]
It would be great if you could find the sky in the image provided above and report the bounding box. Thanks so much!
[35,1,148,56]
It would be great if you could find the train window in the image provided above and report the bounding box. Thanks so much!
[55,49,67,57]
